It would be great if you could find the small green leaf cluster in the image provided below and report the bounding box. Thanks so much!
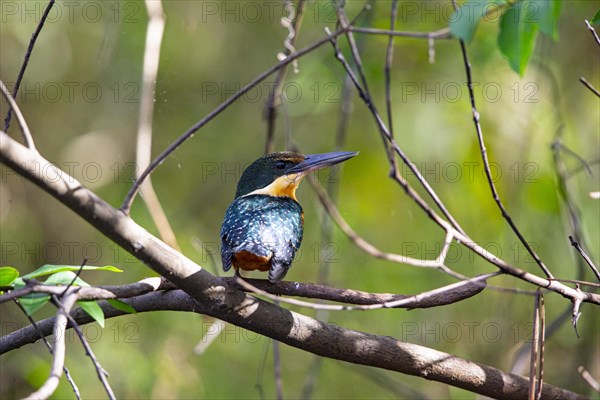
[0,265,134,328]
[450,0,565,75]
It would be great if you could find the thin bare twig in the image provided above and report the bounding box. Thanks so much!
[577,366,600,392]
[135,0,180,250]
[326,28,466,237]
[264,0,306,154]
[23,289,79,400]
[571,288,583,338]
[455,39,553,279]
[566,156,599,179]
[273,300,283,400]
[0,80,36,151]
[309,177,455,269]
[384,0,400,174]
[61,258,88,296]
[579,77,600,97]
[194,319,226,355]
[584,20,600,46]
[62,305,116,400]
[349,26,451,39]
[337,8,371,106]
[3,0,55,133]
[235,272,492,311]
[538,293,545,400]
[301,42,355,398]
[255,339,270,399]
[569,236,600,281]
[121,25,353,213]
[548,278,600,288]
[553,140,594,176]
[552,139,598,283]
[529,290,545,400]
[12,300,81,399]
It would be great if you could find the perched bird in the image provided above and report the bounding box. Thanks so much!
[220,151,357,282]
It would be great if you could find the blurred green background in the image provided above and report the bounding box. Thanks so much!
[1,0,598,398]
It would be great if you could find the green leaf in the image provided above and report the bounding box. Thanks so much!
[107,299,137,314]
[593,8,600,24]
[45,272,107,327]
[19,293,51,315]
[450,0,507,42]
[45,271,91,287]
[0,266,19,287]
[77,301,105,328]
[533,0,563,40]
[12,278,50,315]
[15,271,91,316]
[22,264,122,280]
[498,1,540,75]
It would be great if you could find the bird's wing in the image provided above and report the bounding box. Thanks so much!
[220,235,234,272]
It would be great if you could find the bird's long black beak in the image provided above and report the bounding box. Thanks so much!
[287,151,358,175]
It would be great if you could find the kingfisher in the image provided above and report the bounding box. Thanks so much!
[220,151,357,282]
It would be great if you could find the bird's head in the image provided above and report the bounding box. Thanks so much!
[235,151,358,199]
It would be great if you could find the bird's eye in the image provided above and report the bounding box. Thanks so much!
[275,161,286,169]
